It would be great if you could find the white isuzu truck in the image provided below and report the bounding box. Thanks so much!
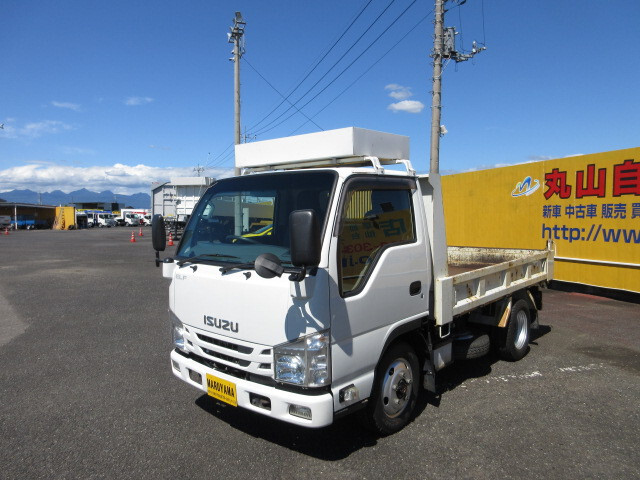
[152,128,554,435]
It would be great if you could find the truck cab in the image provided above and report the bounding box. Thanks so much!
[96,213,116,227]
[116,211,141,227]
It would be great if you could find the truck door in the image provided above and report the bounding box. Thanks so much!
[329,176,429,394]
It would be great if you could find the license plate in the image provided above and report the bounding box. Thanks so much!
[206,374,237,407]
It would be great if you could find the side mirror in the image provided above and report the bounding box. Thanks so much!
[254,253,284,279]
[290,209,320,269]
[152,215,166,267]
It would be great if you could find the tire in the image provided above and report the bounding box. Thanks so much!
[363,342,419,436]
[453,331,491,360]
[497,299,531,361]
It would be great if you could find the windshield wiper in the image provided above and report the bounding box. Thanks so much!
[219,262,255,274]
[177,253,239,266]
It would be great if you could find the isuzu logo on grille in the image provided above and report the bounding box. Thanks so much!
[204,315,239,333]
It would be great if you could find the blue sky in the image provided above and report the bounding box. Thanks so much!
[1,0,639,194]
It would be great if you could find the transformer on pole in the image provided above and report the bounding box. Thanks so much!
[429,0,486,175]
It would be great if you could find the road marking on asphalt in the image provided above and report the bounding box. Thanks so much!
[462,363,606,386]
[477,371,543,384]
[557,363,605,373]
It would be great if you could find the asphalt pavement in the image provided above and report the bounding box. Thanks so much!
[0,228,638,479]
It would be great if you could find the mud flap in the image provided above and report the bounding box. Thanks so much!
[422,358,436,393]
[528,289,541,330]
[423,328,437,393]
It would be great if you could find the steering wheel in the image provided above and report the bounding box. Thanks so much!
[225,235,261,244]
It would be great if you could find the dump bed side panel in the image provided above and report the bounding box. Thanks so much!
[435,246,554,326]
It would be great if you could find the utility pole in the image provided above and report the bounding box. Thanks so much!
[429,0,485,175]
[229,11,246,176]
[193,164,204,177]
[429,0,445,175]
[229,12,246,236]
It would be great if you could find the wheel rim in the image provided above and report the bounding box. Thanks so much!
[514,309,529,349]
[381,358,413,418]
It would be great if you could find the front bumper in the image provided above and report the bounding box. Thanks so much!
[170,350,334,428]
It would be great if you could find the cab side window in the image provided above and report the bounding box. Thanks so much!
[338,183,415,296]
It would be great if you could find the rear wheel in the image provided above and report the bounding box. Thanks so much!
[497,299,531,361]
[363,342,419,436]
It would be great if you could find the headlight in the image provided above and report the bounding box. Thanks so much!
[170,310,187,352]
[274,330,331,387]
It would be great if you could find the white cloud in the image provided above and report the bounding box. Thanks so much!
[528,153,584,162]
[124,96,154,106]
[149,144,171,151]
[0,120,74,139]
[0,163,232,195]
[385,84,413,100]
[462,163,512,173]
[51,101,81,112]
[387,100,425,114]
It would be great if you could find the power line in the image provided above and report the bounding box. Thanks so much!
[210,148,236,168]
[204,142,234,168]
[243,56,325,131]
[457,2,465,51]
[289,7,434,135]
[481,0,487,46]
[249,0,400,136]
[251,0,420,138]
[246,0,376,133]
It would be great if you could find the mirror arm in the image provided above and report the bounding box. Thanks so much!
[284,266,317,282]
[155,251,160,268]
[288,266,307,282]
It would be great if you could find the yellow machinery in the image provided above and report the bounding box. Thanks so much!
[53,207,76,230]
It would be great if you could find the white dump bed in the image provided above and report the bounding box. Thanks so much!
[434,245,554,325]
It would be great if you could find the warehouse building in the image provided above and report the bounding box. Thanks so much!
[0,202,57,229]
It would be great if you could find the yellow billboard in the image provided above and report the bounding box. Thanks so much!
[442,147,640,294]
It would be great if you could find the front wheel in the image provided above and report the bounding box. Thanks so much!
[363,342,419,436]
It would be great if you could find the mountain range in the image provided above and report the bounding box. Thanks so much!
[0,188,150,209]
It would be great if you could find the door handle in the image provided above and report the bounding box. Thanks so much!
[409,281,421,296]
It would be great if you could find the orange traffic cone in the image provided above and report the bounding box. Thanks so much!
[130,231,136,243]
[4,227,8,235]
[168,232,174,246]
[138,227,143,237]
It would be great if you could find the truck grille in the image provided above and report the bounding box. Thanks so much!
[196,333,253,354]
[201,347,251,367]
[184,325,273,377]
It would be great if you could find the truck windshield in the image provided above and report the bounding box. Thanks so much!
[176,171,336,267]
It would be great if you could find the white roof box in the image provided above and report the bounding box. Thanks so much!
[235,127,409,170]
